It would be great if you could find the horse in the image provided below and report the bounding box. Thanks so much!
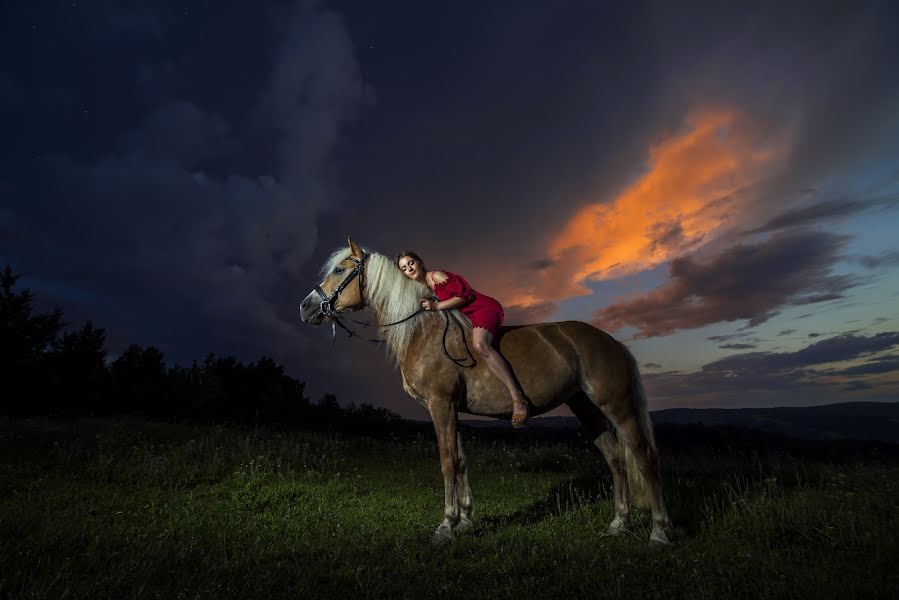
[298,238,674,546]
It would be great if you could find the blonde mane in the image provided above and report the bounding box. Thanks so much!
[321,247,470,363]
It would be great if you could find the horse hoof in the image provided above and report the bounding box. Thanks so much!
[601,527,624,537]
[602,517,627,537]
[455,515,474,532]
[648,530,673,548]
[432,525,455,545]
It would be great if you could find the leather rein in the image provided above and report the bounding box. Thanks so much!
[306,253,477,368]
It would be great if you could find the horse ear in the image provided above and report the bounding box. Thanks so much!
[348,237,364,258]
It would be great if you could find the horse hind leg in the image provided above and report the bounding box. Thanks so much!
[615,417,673,547]
[604,398,672,546]
[580,357,673,547]
[566,393,630,535]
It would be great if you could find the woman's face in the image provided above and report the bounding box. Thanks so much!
[398,256,423,281]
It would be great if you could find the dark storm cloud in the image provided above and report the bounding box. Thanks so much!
[644,331,899,400]
[1,3,367,371]
[119,101,236,165]
[718,343,757,350]
[593,230,860,338]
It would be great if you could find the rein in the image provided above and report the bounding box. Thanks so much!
[307,253,477,368]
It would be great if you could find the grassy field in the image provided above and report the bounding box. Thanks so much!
[1,417,897,599]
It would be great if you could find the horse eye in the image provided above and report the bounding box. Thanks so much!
[334,267,345,274]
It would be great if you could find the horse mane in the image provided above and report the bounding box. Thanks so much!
[322,247,471,364]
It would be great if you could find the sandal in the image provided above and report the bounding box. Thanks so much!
[512,399,529,429]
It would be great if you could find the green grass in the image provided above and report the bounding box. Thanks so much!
[1,417,897,599]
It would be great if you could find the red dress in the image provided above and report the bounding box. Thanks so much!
[432,270,504,336]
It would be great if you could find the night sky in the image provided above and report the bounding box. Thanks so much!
[3,0,898,419]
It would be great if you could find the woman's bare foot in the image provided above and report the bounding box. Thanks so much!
[512,397,529,428]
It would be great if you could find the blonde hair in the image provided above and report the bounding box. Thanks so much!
[318,248,470,364]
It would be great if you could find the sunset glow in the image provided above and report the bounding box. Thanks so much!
[514,109,788,305]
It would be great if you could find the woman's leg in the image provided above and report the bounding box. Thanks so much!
[471,327,528,426]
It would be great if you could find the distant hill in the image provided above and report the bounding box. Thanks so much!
[461,402,899,443]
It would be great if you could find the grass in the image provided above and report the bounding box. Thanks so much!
[0,417,897,599]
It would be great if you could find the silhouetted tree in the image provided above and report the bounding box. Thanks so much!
[0,266,65,414]
[109,344,167,416]
[45,321,108,414]
[0,265,407,434]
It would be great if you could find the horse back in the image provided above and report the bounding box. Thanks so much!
[463,321,627,414]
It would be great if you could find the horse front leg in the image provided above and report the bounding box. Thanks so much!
[429,399,460,542]
[455,430,474,531]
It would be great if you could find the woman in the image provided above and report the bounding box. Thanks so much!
[395,251,529,427]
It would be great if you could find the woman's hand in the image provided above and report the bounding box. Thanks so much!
[421,298,440,311]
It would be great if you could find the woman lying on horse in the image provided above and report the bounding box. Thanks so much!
[395,251,529,428]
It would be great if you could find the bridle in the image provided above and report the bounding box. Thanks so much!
[313,253,368,321]
[303,252,476,368]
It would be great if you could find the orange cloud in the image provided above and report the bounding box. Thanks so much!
[513,108,788,306]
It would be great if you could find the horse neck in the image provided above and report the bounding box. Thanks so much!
[363,283,438,364]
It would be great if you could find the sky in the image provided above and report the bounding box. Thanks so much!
[2,0,898,419]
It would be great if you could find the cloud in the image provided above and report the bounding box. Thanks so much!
[510,109,790,306]
[643,331,899,401]
[855,250,899,269]
[2,3,367,364]
[503,301,559,326]
[707,332,755,342]
[746,194,899,235]
[593,229,860,338]
[718,343,756,349]
[747,198,868,233]
[643,362,662,369]
[119,101,236,166]
[706,331,899,373]
[829,355,899,377]
[778,329,796,336]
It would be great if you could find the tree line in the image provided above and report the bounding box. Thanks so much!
[0,266,403,432]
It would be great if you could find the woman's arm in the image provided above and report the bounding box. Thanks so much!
[425,270,475,311]
[423,296,469,311]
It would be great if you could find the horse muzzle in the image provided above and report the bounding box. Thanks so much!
[299,289,327,325]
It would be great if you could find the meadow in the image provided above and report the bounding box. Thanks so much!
[1,417,896,599]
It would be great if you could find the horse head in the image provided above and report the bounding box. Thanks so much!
[298,237,368,325]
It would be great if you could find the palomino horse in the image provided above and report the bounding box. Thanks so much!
[299,238,673,546]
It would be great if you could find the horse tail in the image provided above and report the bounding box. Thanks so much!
[617,341,655,509]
